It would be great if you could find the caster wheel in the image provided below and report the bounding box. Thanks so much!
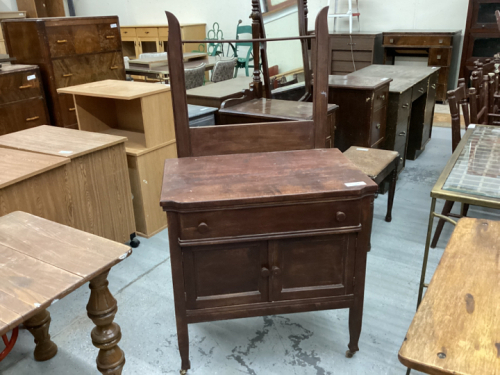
[345,349,355,358]
[130,238,140,248]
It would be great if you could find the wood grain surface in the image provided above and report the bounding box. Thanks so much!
[58,79,170,99]
[344,146,399,178]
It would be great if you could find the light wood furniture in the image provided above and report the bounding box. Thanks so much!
[0,125,136,244]
[0,211,130,374]
[400,217,500,375]
[383,30,462,102]
[186,76,253,108]
[2,16,126,128]
[58,80,177,238]
[120,24,206,59]
[0,11,26,54]
[160,149,378,373]
[15,0,65,18]
[0,64,49,135]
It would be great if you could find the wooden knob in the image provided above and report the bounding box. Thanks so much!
[197,222,209,234]
[336,212,346,222]
[272,266,281,276]
[261,267,270,278]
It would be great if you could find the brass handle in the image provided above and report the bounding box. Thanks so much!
[26,116,40,122]
[432,84,436,89]
[336,211,346,222]
[106,35,115,39]
[63,73,73,78]
[402,103,409,108]
[272,266,281,276]
[69,107,76,112]
[399,131,406,136]
[261,267,270,278]
[57,39,67,44]
[19,84,32,89]
[197,222,209,234]
[376,123,381,129]
[110,66,119,70]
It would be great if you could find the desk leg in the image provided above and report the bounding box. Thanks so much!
[385,158,399,222]
[25,309,58,361]
[87,270,125,375]
[416,198,437,308]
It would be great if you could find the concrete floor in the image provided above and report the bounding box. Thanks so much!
[2,127,499,375]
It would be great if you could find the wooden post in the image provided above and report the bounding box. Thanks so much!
[25,310,58,361]
[250,0,263,98]
[298,0,312,101]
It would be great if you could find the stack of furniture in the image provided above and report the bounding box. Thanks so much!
[120,24,206,59]
[0,11,26,55]
[383,30,461,102]
[0,125,137,245]
[0,64,49,135]
[15,0,65,17]
[58,80,177,238]
[2,16,126,128]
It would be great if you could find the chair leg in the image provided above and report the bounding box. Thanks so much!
[462,203,470,216]
[234,66,239,78]
[430,200,454,248]
[385,163,398,222]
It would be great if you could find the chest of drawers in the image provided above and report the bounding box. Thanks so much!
[2,16,126,129]
[0,64,49,135]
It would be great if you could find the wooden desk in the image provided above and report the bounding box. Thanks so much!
[186,77,253,108]
[160,148,378,372]
[0,126,136,244]
[383,30,462,102]
[0,211,131,374]
[327,75,392,151]
[400,217,500,375]
[349,64,441,163]
[217,98,338,147]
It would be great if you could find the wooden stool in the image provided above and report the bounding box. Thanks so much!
[344,147,399,222]
[0,211,132,374]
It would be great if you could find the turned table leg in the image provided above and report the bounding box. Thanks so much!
[346,304,363,358]
[25,309,58,361]
[385,159,399,223]
[86,270,125,375]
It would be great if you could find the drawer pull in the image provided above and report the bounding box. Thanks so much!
[261,267,270,278]
[402,103,409,108]
[419,88,425,93]
[57,39,68,44]
[19,84,32,89]
[336,211,346,222]
[390,38,394,43]
[376,123,381,130]
[63,74,73,78]
[69,107,76,112]
[399,131,406,136]
[26,116,40,122]
[106,35,115,39]
[378,94,386,101]
[439,39,443,44]
[272,266,281,276]
[197,222,209,234]
[432,84,436,89]
[110,66,119,70]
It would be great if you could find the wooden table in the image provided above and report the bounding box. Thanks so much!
[417,125,500,308]
[160,148,378,373]
[349,64,440,161]
[218,98,338,146]
[0,211,131,374]
[0,126,137,245]
[400,217,500,375]
[186,76,253,108]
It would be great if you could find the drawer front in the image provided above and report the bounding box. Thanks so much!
[428,48,451,67]
[58,93,77,127]
[395,143,405,173]
[370,106,387,148]
[137,27,158,37]
[158,27,169,37]
[179,200,362,241]
[121,27,136,37]
[0,69,43,105]
[330,36,374,51]
[384,35,452,47]
[47,25,105,58]
[331,60,371,72]
[47,26,76,58]
[0,98,48,136]
[333,50,373,62]
[394,123,408,152]
[98,23,121,51]
[412,78,428,101]
[53,52,125,89]
[373,85,389,111]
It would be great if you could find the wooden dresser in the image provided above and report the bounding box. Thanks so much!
[2,16,126,129]
[327,75,392,151]
[383,30,461,102]
[0,64,49,135]
[160,148,378,373]
[328,31,383,75]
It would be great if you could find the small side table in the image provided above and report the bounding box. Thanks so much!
[0,211,132,374]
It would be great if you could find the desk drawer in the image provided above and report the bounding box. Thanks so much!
[429,48,451,67]
[0,69,43,105]
[137,27,158,37]
[373,86,389,111]
[179,200,361,241]
[330,36,374,51]
[384,35,451,47]
[412,79,428,101]
[121,27,136,37]
[158,27,169,37]
[331,60,370,72]
[0,98,48,135]
[370,106,386,148]
[333,51,373,62]
[58,93,77,127]
[98,23,121,51]
[47,25,102,58]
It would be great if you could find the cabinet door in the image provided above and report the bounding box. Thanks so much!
[183,241,269,309]
[269,234,356,301]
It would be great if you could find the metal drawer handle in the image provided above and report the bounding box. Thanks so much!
[19,84,32,89]
[69,107,76,112]
[26,116,40,122]
[63,73,73,78]
[432,84,436,89]
[110,66,119,70]
[197,222,209,234]
[57,39,67,44]
[106,35,115,39]
[399,131,406,136]
[336,211,346,222]
[379,94,386,101]
[272,266,281,276]
[419,87,425,93]
[376,123,381,129]
[402,103,409,108]
[261,267,270,278]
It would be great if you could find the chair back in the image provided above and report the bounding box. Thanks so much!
[184,63,206,90]
[470,71,489,124]
[194,22,224,56]
[232,20,253,57]
[211,58,237,83]
[447,83,470,152]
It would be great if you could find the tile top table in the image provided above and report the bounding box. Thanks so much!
[186,76,253,108]
[399,217,500,375]
[0,211,131,374]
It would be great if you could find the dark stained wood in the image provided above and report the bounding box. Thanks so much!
[2,16,126,128]
[186,77,253,108]
[160,149,378,372]
[298,0,312,100]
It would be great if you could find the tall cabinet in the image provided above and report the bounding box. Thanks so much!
[2,16,126,129]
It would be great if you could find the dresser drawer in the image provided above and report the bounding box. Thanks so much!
[333,50,373,62]
[158,27,169,37]
[428,48,451,67]
[0,98,48,136]
[58,93,77,127]
[137,27,158,37]
[47,26,76,58]
[331,60,370,72]
[121,27,136,37]
[47,24,106,57]
[178,200,362,241]
[330,36,374,51]
[373,86,389,111]
[370,106,386,148]
[0,69,43,105]
[98,23,121,51]
[412,78,428,101]
[384,35,452,47]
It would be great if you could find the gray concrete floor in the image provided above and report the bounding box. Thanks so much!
[2,127,499,375]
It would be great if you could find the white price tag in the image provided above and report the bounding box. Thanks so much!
[345,181,367,187]
[468,124,476,129]
[59,150,73,155]
[27,74,36,81]
[356,148,369,151]
[110,23,117,28]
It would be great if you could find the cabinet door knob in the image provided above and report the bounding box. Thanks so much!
[26,116,40,122]
[399,131,406,136]
[261,267,270,278]
[336,211,346,222]
[272,266,281,276]
[376,123,381,129]
[197,222,209,234]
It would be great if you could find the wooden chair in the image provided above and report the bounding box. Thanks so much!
[211,58,237,83]
[184,63,206,90]
[166,6,330,158]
